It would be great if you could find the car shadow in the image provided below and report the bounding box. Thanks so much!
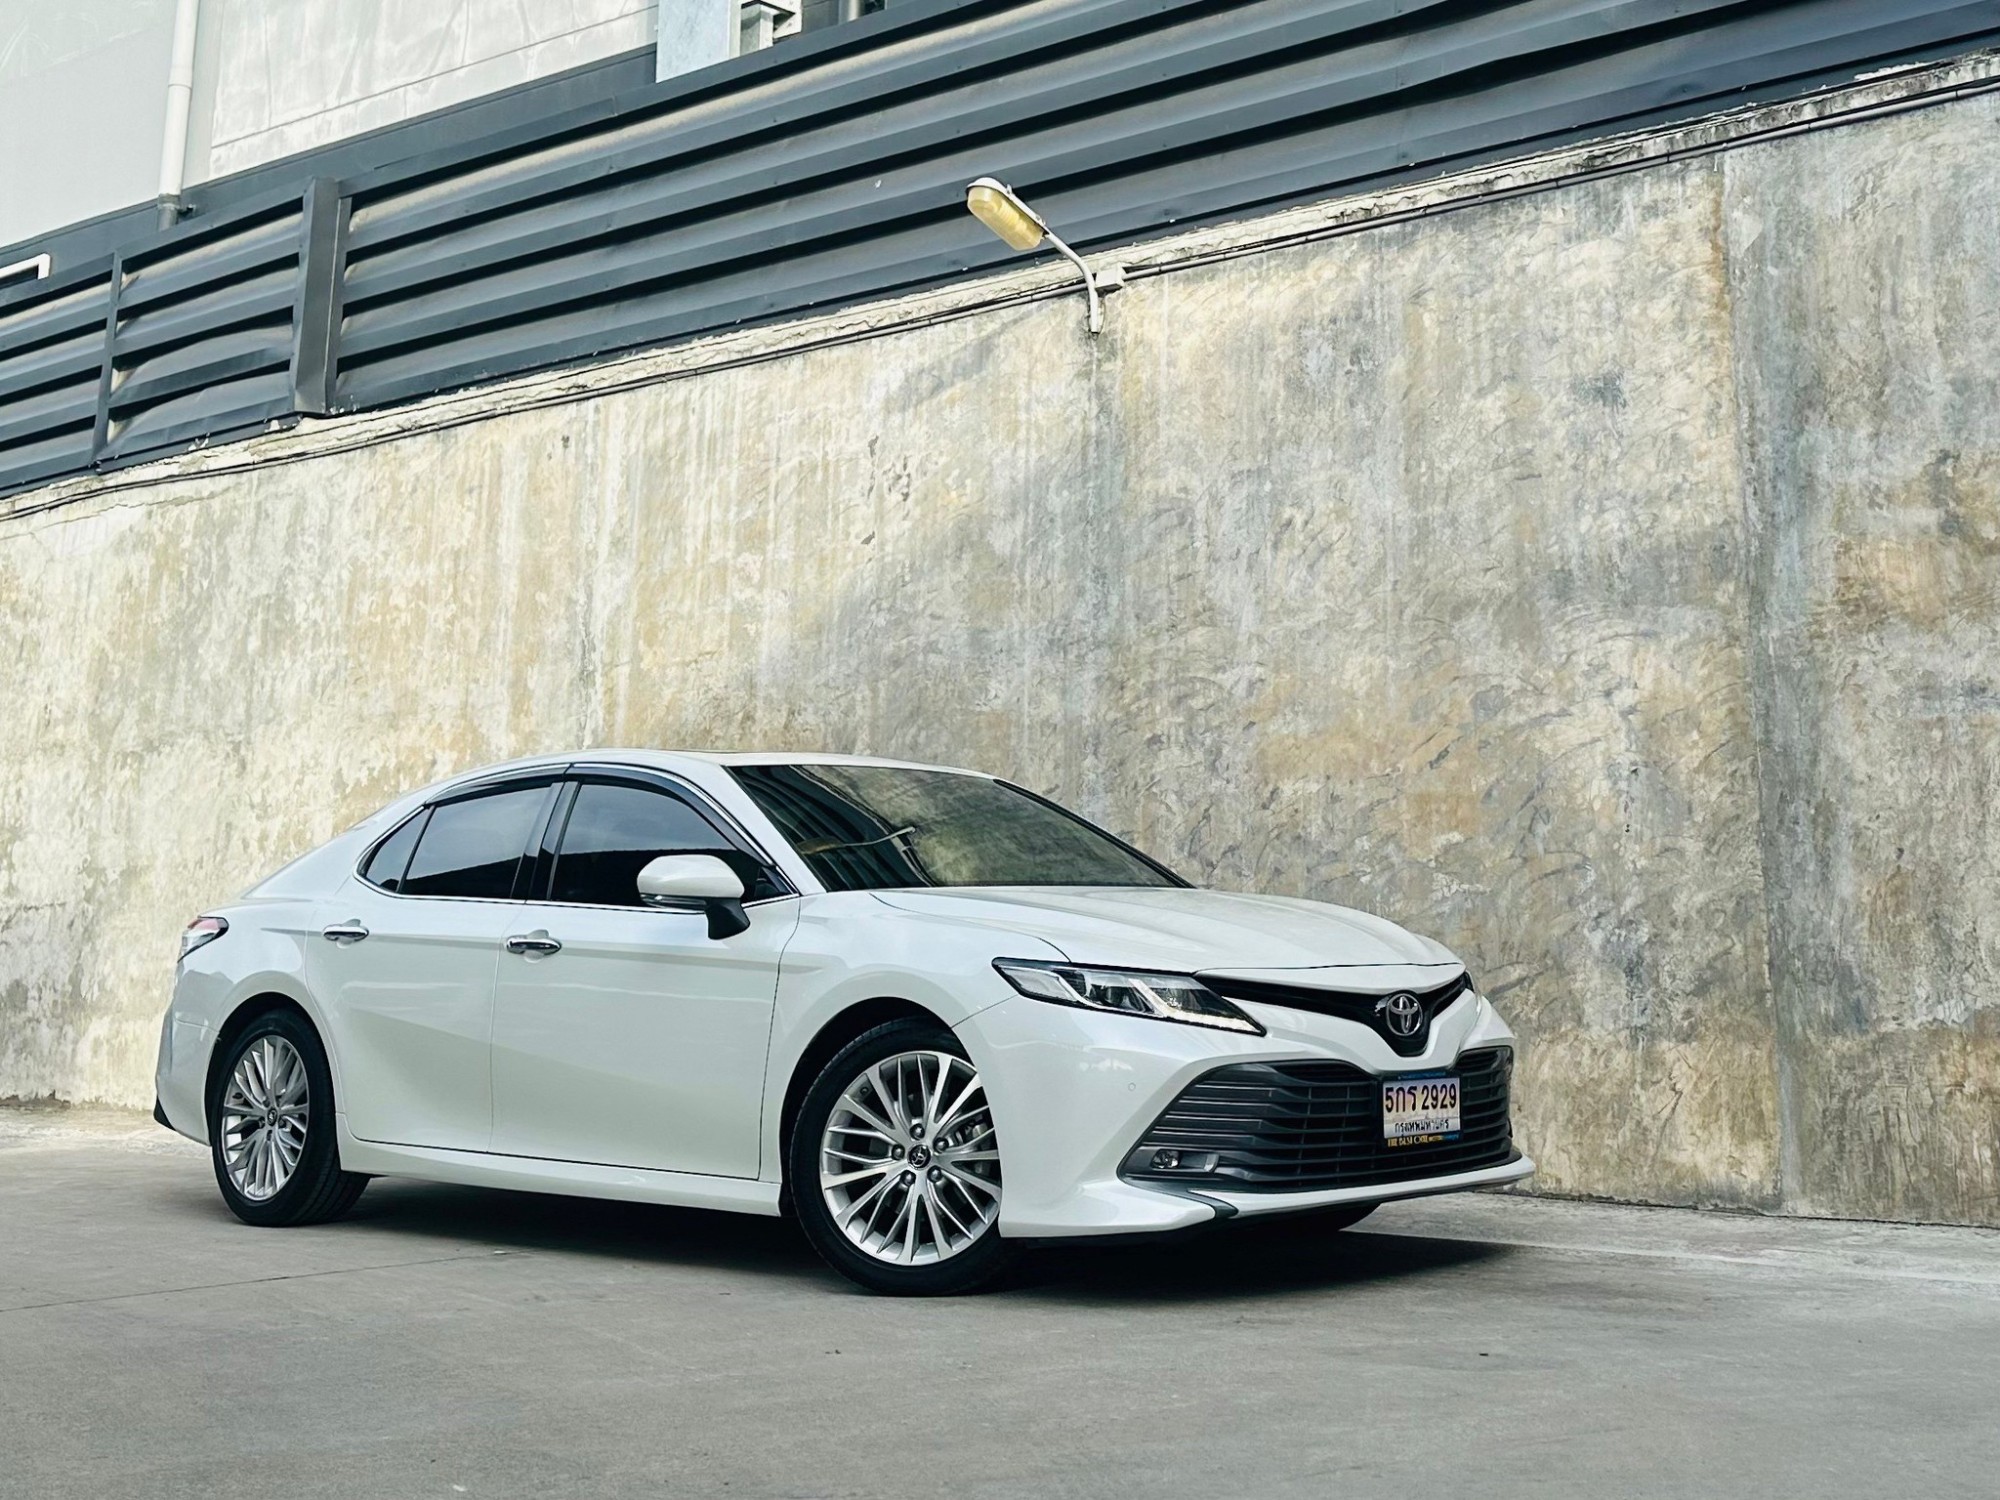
[1012,1214,1511,1304]
[338,1178,830,1280]
[324,1180,1507,1301]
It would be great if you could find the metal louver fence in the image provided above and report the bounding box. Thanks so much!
[99,188,330,465]
[0,265,114,493]
[0,184,340,492]
[4,0,2000,498]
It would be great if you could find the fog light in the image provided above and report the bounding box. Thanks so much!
[1126,1146,1220,1178]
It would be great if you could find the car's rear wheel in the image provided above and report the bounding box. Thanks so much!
[208,1009,367,1227]
[790,1018,1013,1295]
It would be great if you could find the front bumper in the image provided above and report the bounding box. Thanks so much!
[958,989,1532,1238]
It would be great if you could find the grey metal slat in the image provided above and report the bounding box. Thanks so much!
[111,265,301,358]
[0,278,113,354]
[0,429,97,491]
[110,324,296,412]
[102,369,294,457]
[335,218,1023,403]
[117,211,305,311]
[0,329,106,400]
[0,383,99,449]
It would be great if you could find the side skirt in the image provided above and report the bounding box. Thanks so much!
[335,1117,783,1217]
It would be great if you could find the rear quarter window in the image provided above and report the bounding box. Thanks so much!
[360,809,428,892]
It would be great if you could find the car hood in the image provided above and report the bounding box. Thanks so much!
[867,887,1460,974]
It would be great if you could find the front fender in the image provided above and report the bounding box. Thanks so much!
[758,893,1065,1179]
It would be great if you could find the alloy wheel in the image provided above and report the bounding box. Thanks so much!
[219,1035,310,1202]
[818,1049,1001,1265]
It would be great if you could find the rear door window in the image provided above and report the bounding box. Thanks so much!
[402,785,553,900]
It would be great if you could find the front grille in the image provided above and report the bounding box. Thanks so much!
[1124,1047,1515,1194]
[1203,971,1471,1056]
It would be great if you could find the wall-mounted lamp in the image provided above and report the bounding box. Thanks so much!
[965,176,1122,334]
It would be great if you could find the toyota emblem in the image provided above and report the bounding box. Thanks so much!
[1379,992,1424,1038]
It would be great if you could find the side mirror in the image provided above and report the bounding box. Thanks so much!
[636,854,750,939]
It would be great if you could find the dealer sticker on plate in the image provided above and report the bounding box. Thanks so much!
[1382,1074,1461,1147]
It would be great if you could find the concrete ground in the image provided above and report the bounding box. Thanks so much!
[3,1106,1997,1500]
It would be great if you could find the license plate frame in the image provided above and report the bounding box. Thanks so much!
[1382,1072,1461,1147]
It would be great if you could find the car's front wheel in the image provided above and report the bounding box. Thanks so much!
[790,1018,1013,1295]
[207,1008,367,1228]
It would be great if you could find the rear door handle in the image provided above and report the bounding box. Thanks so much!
[505,933,562,956]
[322,922,369,943]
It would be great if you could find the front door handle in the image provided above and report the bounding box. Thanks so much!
[322,922,369,943]
[505,932,562,956]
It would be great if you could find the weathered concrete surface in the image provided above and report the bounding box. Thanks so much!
[4,1109,1999,1500]
[1728,101,2000,1224]
[1,84,1997,1223]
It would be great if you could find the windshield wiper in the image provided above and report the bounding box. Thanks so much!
[795,826,917,857]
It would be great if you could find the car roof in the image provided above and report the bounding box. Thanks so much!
[444,748,996,783]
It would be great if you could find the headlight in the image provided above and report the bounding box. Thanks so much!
[178,915,228,963]
[993,958,1264,1035]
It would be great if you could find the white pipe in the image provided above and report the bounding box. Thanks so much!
[156,0,202,227]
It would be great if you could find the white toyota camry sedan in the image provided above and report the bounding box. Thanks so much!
[156,751,1532,1294]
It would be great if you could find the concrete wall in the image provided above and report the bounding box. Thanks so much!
[195,0,657,179]
[656,0,737,81]
[3,78,1997,1226]
[0,1,176,248]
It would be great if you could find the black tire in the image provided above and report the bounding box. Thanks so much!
[789,1018,1016,1296]
[207,1008,367,1228]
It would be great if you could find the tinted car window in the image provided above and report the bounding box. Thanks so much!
[729,764,1182,892]
[361,809,428,892]
[549,782,773,907]
[401,785,550,900]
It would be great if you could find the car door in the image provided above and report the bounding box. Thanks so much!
[489,770,799,1178]
[310,777,558,1153]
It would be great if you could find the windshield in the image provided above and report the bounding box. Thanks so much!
[728,764,1184,892]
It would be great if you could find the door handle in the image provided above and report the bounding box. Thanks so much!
[505,933,562,956]
[322,922,369,943]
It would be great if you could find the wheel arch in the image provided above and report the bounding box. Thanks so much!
[775,996,946,1203]
[204,992,325,1116]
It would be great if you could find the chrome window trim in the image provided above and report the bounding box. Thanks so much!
[551,761,797,903]
[505,892,801,915]
[351,770,566,898]
[351,759,795,905]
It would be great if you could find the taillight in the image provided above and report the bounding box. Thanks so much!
[178,916,228,963]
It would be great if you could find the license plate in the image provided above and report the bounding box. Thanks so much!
[1382,1074,1460,1146]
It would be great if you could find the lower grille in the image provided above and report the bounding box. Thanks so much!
[1124,1048,1515,1193]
